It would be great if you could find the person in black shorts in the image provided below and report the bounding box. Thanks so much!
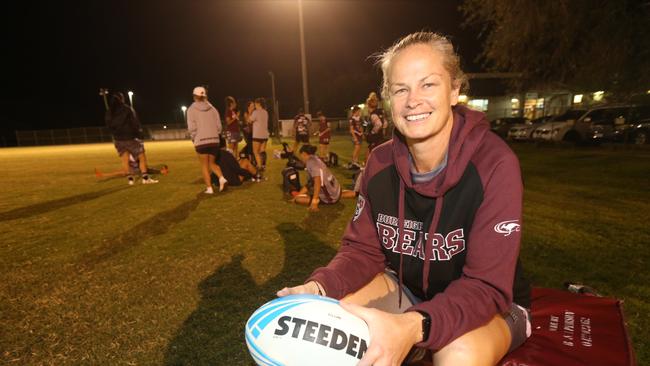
[105,92,158,185]
[186,86,228,194]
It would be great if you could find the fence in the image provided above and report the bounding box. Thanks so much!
[14,119,351,147]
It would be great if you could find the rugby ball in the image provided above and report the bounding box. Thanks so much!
[245,294,370,366]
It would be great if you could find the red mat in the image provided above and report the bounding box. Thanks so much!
[500,287,636,366]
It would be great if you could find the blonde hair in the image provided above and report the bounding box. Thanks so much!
[377,31,468,99]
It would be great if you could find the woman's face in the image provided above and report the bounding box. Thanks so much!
[247,103,254,112]
[387,44,459,143]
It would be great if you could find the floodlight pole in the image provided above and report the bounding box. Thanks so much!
[128,91,134,108]
[298,0,310,115]
[269,71,280,140]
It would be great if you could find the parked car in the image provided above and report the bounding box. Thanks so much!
[531,109,586,141]
[589,105,650,144]
[629,119,650,144]
[490,117,529,138]
[531,106,636,143]
[507,115,554,141]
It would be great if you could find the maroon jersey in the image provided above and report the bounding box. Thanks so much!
[226,109,240,134]
[319,118,330,139]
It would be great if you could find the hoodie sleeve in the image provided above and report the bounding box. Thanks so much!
[307,163,387,299]
[187,107,197,142]
[409,153,523,350]
[214,108,222,136]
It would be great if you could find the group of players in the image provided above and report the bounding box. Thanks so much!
[97,82,394,216]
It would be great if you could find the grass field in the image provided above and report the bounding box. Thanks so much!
[0,138,648,365]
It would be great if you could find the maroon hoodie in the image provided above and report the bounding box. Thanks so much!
[308,105,530,350]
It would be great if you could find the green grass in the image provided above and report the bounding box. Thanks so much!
[0,139,648,365]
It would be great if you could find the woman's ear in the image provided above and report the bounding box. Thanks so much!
[450,81,460,106]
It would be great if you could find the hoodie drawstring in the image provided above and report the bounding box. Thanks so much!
[422,197,444,296]
[397,180,406,308]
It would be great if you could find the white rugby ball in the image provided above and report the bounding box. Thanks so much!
[245,294,371,366]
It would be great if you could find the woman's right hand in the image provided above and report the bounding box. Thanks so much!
[277,281,321,297]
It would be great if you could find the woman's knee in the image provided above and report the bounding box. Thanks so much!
[433,315,510,366]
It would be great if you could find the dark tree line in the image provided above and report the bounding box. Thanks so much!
[461,0,650,98]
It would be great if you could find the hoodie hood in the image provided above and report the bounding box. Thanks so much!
[392,105,490,198]
[191,101,215,112]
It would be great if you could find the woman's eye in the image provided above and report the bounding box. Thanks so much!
[423,83,436,89]
[392,88,406,95]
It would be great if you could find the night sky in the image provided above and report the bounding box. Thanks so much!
[4,0,482,138]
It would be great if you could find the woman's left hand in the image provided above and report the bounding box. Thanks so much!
[340,302,422,366]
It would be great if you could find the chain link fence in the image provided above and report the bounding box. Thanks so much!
[14,119,353,147]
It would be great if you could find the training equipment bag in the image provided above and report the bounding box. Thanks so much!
[245,294,371,366]
[281,167,301,194]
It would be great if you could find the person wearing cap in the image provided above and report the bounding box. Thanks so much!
[186,86,228,194]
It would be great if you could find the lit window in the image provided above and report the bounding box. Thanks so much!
[458,94,468,103]
[468,99,489,112]
[573,94,583,104]
[593,91,604,102]
[536,98,544,109]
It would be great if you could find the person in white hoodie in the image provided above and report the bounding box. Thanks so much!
[186,86,228,194]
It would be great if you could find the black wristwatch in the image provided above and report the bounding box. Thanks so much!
[415,310,431,342]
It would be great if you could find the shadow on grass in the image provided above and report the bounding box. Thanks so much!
[163,222,337,365]
[78,193,210,269]
[302,201,345,234]
[0,186,128,222]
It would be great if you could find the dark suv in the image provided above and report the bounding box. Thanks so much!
[589,105,650,144]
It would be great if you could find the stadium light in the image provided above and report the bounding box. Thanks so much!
[181,105,187,120]
[127,91,134,107]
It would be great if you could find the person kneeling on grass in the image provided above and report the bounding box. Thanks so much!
[291,144,356,212]
[211,148,262,187]
[95,154,168,181]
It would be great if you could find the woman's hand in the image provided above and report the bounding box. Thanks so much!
[277,281,321,297]
[309,198,320,212]
[340,302,423,366]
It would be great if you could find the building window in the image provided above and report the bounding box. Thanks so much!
[573,94,583,104]
[468,99,489,112]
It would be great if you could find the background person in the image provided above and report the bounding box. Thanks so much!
[278,31,531,366]
[365,92,386,154]
[186,86,228,194]
[105,92,158,185]
[241,101,254,157]
[349,105,364,167]
[315,111,331,161]
[292,108,311,153]
[211,147,261,186]
[250,98,269,170]
[224,96,241,156]
[291,144,356,212]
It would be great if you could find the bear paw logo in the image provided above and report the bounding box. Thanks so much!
[353,195,365,222]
